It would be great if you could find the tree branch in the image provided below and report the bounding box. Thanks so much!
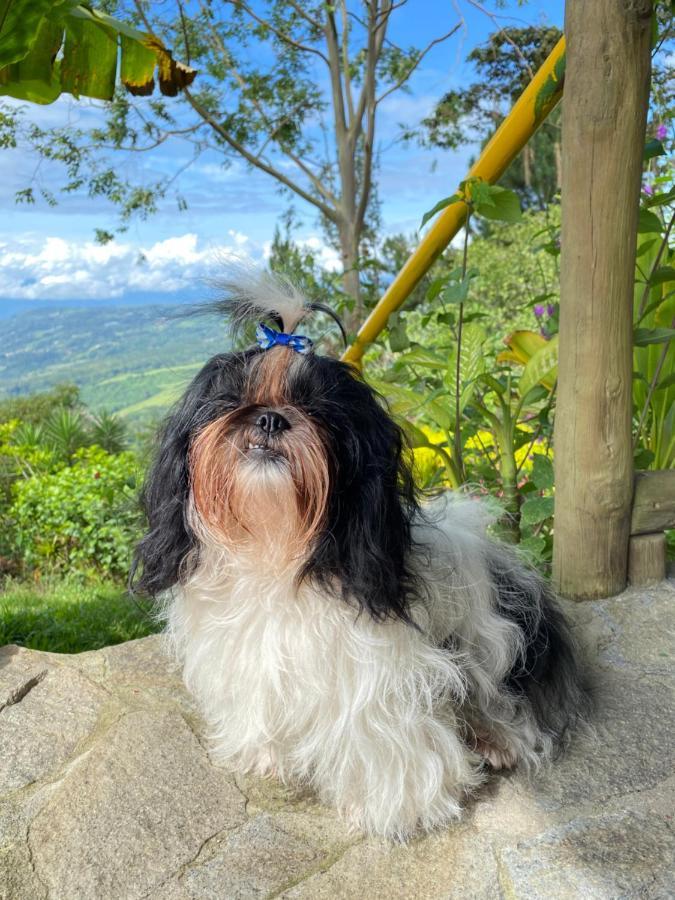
[183,89,339,223]
[376,22,462,105]
[285,0,323,32]
[324,6,348,142]
[197,1,338,208]
[339,0,356,126]
[464,0,535,80]
[353,0,390,134]
[228,0,331,66]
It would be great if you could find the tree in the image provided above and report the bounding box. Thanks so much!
[415,26,563,210]
[2,1,460,328]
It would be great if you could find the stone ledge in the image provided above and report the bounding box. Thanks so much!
[1,581,673,900]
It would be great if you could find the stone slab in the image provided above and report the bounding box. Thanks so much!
[0,580,673,900]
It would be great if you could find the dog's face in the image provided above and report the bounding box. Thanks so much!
[134,341,420,622]
[189,347,331,557]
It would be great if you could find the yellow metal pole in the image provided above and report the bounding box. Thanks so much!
[342,36,566,366]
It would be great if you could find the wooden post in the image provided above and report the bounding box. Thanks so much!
[628,533,667,587]
[553,0,653,600]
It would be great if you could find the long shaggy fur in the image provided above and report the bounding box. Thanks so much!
[134,269,590,841]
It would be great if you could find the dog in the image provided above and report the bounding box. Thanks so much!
[132,269,589,841]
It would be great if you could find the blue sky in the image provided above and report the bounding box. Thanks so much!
[0,0,564,307]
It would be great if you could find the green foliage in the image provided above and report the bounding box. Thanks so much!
[41,407,90,460]
[89,409,129,453]
[632,172,675,470]
[0,383,80,424]
[0,577,158,652]
[368,181,557,558]
[8,445,141,578]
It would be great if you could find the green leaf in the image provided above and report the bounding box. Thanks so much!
[648,266,675,287]
[440,269,478,305]
[476,373,506,396]
[633,327,675,346]
[0,0,72,67]
[655,373,675,392]
[395,347,447,370]
[420,193,462,229]
[469,179,495,209]
[0,16,62,103]
[61,15,117,100]
[0,1,195,103]
[518,334,559,398]
[520,495,554,526]
[530,454,554,490]
[120,33,156,95]
[518,534,547,561]
[473,185,522,224]
[637,208,663,234]
[401,420,435,449]
[367,378,452,432]
[444,323,486,417]
[633,447,654,469]
[636,237,658,259]
[387,312,409,352]
[645,187,675,209]
[643,138,666,160]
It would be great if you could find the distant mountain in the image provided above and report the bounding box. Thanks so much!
[0,293,200,319]
[0,303,230,425]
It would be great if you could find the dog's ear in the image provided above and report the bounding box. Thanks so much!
[130,356,232,596]
[302,371,420,623]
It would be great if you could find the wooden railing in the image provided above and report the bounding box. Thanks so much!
[629,471,675,586]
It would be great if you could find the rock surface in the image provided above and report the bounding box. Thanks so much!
[1,581,673,900]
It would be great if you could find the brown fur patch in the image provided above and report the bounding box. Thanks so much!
[246,346,294,407]
[190,397,329,561]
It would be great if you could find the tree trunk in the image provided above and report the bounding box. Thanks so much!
[552,0,652,600]
[338,219,362,333]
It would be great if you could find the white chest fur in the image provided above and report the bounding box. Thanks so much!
[162,495,536,839]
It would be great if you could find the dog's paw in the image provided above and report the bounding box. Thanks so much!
[474,736,518,771]
[252,747,279,779]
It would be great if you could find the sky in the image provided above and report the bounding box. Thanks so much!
[0,0,565,310]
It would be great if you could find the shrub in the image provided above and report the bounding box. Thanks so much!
[8,445,141,579]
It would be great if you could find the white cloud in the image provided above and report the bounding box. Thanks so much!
[0,232,259,301]
[0,228,346,302]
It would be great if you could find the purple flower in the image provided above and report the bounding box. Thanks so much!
[642,182,654,196]
[547,304,556,317]
[534,304,545,318]
[656,124,667,141]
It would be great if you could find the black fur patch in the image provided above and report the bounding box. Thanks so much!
[489,553,591,748]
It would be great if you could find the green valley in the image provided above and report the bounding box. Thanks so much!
[0,304,229,425]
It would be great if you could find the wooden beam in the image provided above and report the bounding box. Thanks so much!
[552,0,653,600]
[631,470,675,535]
[628,533,667,587]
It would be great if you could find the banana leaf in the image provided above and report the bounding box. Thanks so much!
[0,0,196,104]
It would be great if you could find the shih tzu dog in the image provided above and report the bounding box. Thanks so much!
[133,269,588,841]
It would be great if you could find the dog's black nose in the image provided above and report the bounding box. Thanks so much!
[256,410,290,436]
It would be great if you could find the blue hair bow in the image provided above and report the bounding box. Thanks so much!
[255,322,314,354]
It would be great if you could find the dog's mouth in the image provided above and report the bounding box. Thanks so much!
[245,439,285,460]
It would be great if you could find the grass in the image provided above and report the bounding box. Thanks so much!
[0,577,160,654]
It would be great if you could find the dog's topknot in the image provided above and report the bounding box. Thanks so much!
[205,263,347,348]
[208,263,309,336]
